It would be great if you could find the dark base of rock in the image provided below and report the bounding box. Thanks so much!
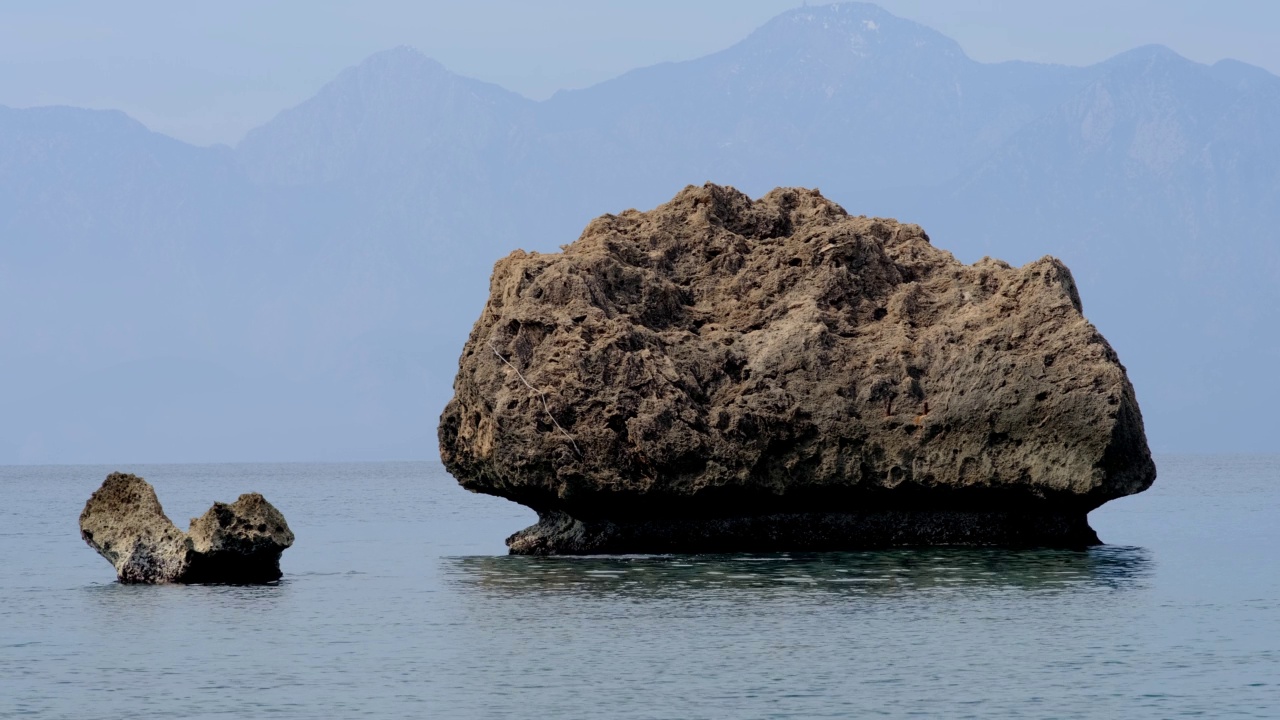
[178,551,286,584]
[507,510,1102,555]
[112,557,284,585]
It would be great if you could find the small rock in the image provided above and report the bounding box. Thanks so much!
[186,494,295,584]
[79,473,192,583]
[80,473,294,584]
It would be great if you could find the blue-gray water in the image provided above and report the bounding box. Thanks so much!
[2,456,1277,718]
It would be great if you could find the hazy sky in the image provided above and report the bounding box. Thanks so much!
[2,0,1276,146]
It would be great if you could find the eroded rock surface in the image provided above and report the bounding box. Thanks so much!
[439,183,1156,554]
[185,494,295,583]
[80,473,294,583]
[79,473,193,583]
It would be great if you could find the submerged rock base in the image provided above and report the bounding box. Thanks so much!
[507,510,1101,556]
[80,472,294,584]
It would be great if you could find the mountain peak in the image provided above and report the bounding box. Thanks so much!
[236,44,530,184]
[743,2,967,63]
[352,45,447,75]
[1099,44,1195,72]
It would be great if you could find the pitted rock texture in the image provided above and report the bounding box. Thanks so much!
[79,473,193,583]
[185,494,295,584]
[80,473,294,583]
[439,183,1156,554]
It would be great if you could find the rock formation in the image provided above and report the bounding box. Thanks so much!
[80,472,294,583]
[439,184,1156,554]
[78,473,194,583]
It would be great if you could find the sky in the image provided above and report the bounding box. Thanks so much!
[1,0,1277,146]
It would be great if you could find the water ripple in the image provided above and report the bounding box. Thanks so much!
[443,546,1153,599]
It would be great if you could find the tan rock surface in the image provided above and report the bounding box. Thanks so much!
[79,472,192,583]
[439,183,1156,553]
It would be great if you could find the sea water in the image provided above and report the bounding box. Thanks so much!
[1,457,1277,718]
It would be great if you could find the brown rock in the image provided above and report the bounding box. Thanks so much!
[185,494,295,584]
[79,473,192,583]
[439,183,1156,554]
[80,473,294,583]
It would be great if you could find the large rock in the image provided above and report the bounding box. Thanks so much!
[439,184,1156,554]
[80,473,294,583]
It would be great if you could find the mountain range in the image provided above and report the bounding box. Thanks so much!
[3,2,1277,463]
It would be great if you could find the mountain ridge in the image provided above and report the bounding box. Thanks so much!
[3,2,1278,462]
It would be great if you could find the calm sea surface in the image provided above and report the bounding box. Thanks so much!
[2,456,1277,718]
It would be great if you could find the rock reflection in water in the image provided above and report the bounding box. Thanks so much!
[444,546,1152,599]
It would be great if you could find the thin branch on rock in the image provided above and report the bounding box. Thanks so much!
[490,341,582,457]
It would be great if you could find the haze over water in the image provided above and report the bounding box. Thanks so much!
[5,2,1279,717]
[3,456,1276,718]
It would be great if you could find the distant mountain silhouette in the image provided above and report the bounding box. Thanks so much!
[3,2,1277,462]
[530,4,1087,200]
